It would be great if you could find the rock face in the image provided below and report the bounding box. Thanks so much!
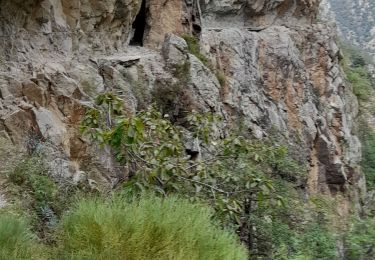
[0,0,365,205]
[201,0,320,28]
[201,24,362,197]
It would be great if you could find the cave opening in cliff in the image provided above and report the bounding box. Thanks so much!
[130,0,147,46]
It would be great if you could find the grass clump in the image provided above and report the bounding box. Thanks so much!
[182,34,228,87]
[182,34,211,67]
[56,195,248,260]
[8,157,57,207]
[6,156,59,222]
[0,214,46,259]
[4,153,93,242]
[216,70,227,87]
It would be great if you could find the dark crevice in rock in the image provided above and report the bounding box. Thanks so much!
[130,0,147,46]
[186,149,199,160]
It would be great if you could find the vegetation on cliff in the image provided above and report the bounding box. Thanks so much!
[340,41,375,259]
[341,41,375,189]
[0,92,350,259]
[1,0,374,259]
[1,42,375,258]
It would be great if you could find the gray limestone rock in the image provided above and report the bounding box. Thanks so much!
[0,0,365,205]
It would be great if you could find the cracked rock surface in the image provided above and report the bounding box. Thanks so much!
[0,0,365,207]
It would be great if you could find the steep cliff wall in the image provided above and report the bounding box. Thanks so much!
[0,0,365,206]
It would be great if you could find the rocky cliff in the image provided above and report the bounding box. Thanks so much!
[0,0,365,207]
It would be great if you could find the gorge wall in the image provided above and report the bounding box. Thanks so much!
[0,0,366,209]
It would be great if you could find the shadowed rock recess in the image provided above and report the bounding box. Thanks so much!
[0,1,365,208]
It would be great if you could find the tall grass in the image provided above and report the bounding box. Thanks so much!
[0,214,45,260]
[56,195,248,260]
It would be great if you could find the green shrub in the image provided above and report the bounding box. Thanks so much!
[340,41,373,68]
[0,214,45,259]
[297,224,338,260]
[346,218,375,259]
[341,40,375,190]
[361,130,375,189]
[56,195,248,260]
[347,67,372,101]
[246,181,339,259]
[340,40,373,103]
[81,98,305,249]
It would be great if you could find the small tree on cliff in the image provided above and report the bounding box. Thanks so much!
[81,92,303,250]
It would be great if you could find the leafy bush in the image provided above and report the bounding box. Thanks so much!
[340,41,372,69]
[0,214,45,260]
[246,181,339,259]
[297,223,338,260]
[55,195,248,260]
[81,94,305,249]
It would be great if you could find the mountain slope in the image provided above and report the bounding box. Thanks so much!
[321,0,375,57]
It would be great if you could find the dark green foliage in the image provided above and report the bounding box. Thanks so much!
[55,195,248,260]
[340,41,373,68]
[5,156,60,241]
[298,224,338,259]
